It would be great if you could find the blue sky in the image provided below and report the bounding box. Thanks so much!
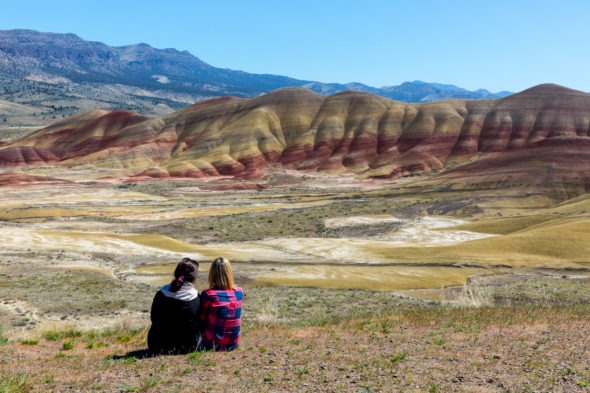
[1,0,589,93]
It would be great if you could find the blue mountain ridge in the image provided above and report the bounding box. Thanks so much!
[0,29,511,103]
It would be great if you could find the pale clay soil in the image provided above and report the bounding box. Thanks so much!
[0,180,562,339]
[0,182,503,340]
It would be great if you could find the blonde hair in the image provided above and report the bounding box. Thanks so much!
[208,257,235,290]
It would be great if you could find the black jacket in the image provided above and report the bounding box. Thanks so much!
[147,287,200,354]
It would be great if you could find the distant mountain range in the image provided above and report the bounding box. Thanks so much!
[0,29,511,134]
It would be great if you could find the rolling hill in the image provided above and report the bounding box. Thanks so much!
[0,83,589,200]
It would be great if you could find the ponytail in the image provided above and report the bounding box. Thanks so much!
[169,275,185,292]
[169,258,199,292]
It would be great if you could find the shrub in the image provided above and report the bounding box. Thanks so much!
[62,340,74,350]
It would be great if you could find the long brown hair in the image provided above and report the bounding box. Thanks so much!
[208,257,235,290]
[169,257,199,292]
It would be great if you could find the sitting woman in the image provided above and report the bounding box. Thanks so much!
[147,257,200,354]
[198,257,244,351]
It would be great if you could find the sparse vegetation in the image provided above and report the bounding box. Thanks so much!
[17,339,38,346]
[0,302,588,392]
[0,173,589,391]
[61,340,74,350]
[0,372,32,393]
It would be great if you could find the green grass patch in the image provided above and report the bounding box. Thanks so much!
[61,340,74,350]
[188,351,216,367]
[140,376,161,390]
[389,352,408,364]
[116,334,131,343]
[0,373,32,393]
[42,329,82,341]
[294,366,310,376]
[18,339,38,346]
[0,329,9,346]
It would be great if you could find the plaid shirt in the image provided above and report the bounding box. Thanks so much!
[198,287,244,351]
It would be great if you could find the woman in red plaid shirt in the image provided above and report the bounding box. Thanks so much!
[197,257,244,351]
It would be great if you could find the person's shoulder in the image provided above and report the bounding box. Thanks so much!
[202,287,243,292]
[233,287,245,299]
[201,288,244,298]
[154,285,170,298]
[200,288,217,298]
[151,289,167,306]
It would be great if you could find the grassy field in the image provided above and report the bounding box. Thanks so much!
[0,177,589,391]
[1,287,588,392]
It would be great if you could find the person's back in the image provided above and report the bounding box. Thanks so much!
[198,257,244,351]
[147,258,200,354]
[198,286,243,351]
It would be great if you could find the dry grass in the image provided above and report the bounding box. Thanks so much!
[1,272,589,391]
[1,180,590,391]
[368,217,590,267]
[450,284,495,308]
[454,215,558,235]
[1,304,588,392]
[252,265,497,291]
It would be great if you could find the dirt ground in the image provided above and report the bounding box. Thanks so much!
[1,305,588,392]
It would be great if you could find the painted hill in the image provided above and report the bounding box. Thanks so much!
[1,83,589,198]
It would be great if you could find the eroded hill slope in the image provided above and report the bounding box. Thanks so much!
[1,83,589,197]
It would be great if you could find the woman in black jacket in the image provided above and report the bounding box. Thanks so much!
[147,258,200,354]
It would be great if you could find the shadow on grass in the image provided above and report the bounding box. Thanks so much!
[110,347,203,360]
[110,349,155,360]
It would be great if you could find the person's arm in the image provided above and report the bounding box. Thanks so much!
[150,291,163,323]
[196,291,210,334]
